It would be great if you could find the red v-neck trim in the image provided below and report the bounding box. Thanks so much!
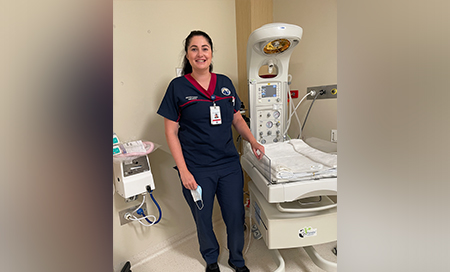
[185,73,217,98]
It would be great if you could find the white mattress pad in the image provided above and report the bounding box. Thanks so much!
[244,139,337,183]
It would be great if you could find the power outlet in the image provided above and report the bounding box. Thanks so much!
[307,84,337,100]
[119,202,148,226]
[331,129,337,142]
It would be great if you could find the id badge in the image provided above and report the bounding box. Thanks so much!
[210,106,222,125]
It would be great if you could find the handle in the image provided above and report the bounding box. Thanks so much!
[276,202,337,213]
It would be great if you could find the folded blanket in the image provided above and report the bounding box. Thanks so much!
[263,142,325,174]
[288,139,337,168]
[244,139,337,182]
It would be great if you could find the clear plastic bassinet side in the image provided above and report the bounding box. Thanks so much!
[242,140,275,184]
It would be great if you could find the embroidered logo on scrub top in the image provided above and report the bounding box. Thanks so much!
[221,87,231,96]
[185,96,198,101]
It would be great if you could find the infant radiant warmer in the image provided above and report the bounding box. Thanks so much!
[242,23,337,272]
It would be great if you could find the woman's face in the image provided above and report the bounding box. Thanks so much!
[186,35,212,73]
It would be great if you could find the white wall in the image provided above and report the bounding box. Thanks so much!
[113,0,237,270]
[273,0,337,141]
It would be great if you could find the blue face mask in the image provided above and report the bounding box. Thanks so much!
[190,185,204,210]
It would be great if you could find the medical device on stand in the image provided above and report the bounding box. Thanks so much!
[113,134,162,227]
[242,23,337,272]
[247,23,302,144]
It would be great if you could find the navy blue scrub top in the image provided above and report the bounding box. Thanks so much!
[157,73,242,170]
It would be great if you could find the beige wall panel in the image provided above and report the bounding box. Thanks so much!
[273,0,337,141]
[235,0,273,108]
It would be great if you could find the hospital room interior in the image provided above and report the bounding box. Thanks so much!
[113,0,337,271]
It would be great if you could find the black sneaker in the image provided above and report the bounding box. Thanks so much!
[206,262,220,272]
[228,260,250,272]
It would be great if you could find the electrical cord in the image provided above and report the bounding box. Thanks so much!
[128,212,156,227]
[285,77,301,139]
[124,186,162,227]
[244,191,253,255]
[299,90,320,138]
[131,193,146,214]
[284,91,313,138]
[126,194,157,227]
[289,88,302,138]
[142,185,162,225]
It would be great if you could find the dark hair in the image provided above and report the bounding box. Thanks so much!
[182,30,213,75]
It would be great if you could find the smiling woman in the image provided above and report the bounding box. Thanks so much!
[157,30,265,272]
[186,36,212,90]
[182,30,214,75]
[187,36,212,74]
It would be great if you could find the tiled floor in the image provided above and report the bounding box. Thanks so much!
[132,220,337,272]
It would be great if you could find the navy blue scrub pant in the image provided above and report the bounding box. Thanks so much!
[181,160,246,267]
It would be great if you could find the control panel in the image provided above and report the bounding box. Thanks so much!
[250,82,285,144]
[256,109,282,144]
[258,84,279,103]
[113,156,155,199]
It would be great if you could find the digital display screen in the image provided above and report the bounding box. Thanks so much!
[261,85,277,98]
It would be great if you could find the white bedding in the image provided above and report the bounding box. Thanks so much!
[244,139,337,183]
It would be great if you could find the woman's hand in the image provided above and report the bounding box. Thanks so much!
[179,169,198,190]
[251,141,265,160]
[232,112,265,160]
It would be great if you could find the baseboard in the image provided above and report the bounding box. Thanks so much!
[114,217,222,272]
[113,226,195,272]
